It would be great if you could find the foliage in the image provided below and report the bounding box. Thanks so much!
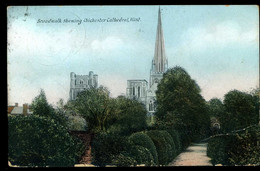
[128,132,158,165]
[67,115,88,131]
[128,145,155,166]
[30,89,68,127]
[166,129,181,154]
[91,131,132,166]
[207,98,224,119]
[146,130,176,165]
[107,96,148,136]
[8,115,84,167]
[111,153,137,167]
[155,66,211,143]
[207,125,260,166]
[68,86,115,132]
[221,90,258,132]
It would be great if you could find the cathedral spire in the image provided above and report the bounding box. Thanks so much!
[153,7,167,73]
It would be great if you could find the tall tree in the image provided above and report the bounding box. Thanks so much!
[221,90,258,132]
[30,89,67,127]
[155,66,210,143]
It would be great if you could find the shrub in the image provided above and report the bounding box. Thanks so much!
[128,145,155,166]
[228,126,260,165]
[207,126,260,166]
[166,129,181,154]
[146,130,175,165]
[207,135,235,165]
[91,132,132,167]
[128,132,158,165]
[8,115,84,167]
[111,153,137,167]
[160,131,176,161]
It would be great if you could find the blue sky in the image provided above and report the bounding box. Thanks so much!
[7,5,259,106]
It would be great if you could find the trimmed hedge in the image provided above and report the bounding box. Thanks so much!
[207,125,260,166]
[111,153,137,167]
[128,132,158,165]
[145,130,176,165]
[128,145,155,166]
[8,115,84,167]
[91,132,131,166]
[166,129,181,154]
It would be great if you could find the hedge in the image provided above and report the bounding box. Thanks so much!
[127,145,155,166]
[91,132,132,166]
[8,115,84,167]
[146,130,176,165]
[166,129,181,154]
[207,125,260,166]
[128,132,158,165]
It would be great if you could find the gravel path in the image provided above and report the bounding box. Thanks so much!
[168,143,212,166]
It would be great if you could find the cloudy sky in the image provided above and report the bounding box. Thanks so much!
[7,5,259,106]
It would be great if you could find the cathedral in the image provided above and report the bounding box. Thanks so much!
[69,71,98,101]
[69,7,168,119]
[126,7,168,117]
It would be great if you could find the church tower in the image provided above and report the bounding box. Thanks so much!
[126,7,168,119]
[150,7,168,87]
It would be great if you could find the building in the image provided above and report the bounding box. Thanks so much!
[69,71,98,101]
[126,7,168,117]
[8,103,33,116]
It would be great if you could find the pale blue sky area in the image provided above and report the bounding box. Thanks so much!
[7,5,259,106]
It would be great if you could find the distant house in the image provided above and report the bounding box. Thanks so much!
[8,103,33,116]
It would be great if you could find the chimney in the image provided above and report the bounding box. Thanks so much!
[15,103,18,107]
[23,104,28,116]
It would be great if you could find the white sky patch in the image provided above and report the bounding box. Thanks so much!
[91,36,123,51]
[197,72,259,101]
[99,74,127,98]
[177,20,259,53]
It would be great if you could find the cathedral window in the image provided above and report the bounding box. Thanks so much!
[133,87,135,96]
[149,100,153,111]
[138,86,140,98]
[75,80,76,85]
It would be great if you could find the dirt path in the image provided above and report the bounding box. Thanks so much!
[168,143,212,166]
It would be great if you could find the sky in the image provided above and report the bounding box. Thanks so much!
[7,5,259,106]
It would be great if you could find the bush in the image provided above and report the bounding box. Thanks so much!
[166,129,181,154]
[128,132,158,165]
[8,115,84,167]
[128,145,155,166]
[207,135,235,165]
[111,153,137,167]
[207,125,260,166]
[91,132,132,166]
[146,130,175,165]
[160,131,176,161]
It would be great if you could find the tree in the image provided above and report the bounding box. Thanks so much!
[208,98,224,119]
[155,66,210,143]
[31,89,67,127]
[68,86,116,132]
[221,90,258,132]
[106,96,148,136]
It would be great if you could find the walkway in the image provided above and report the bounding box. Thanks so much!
[168,143,212,166]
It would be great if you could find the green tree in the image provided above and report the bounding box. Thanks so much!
[208,98,224,118]
[221,90,258,132]
[106,96,148,136]
[155,66,210,144]
[68,86,117,132]
[31,89,67,127]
